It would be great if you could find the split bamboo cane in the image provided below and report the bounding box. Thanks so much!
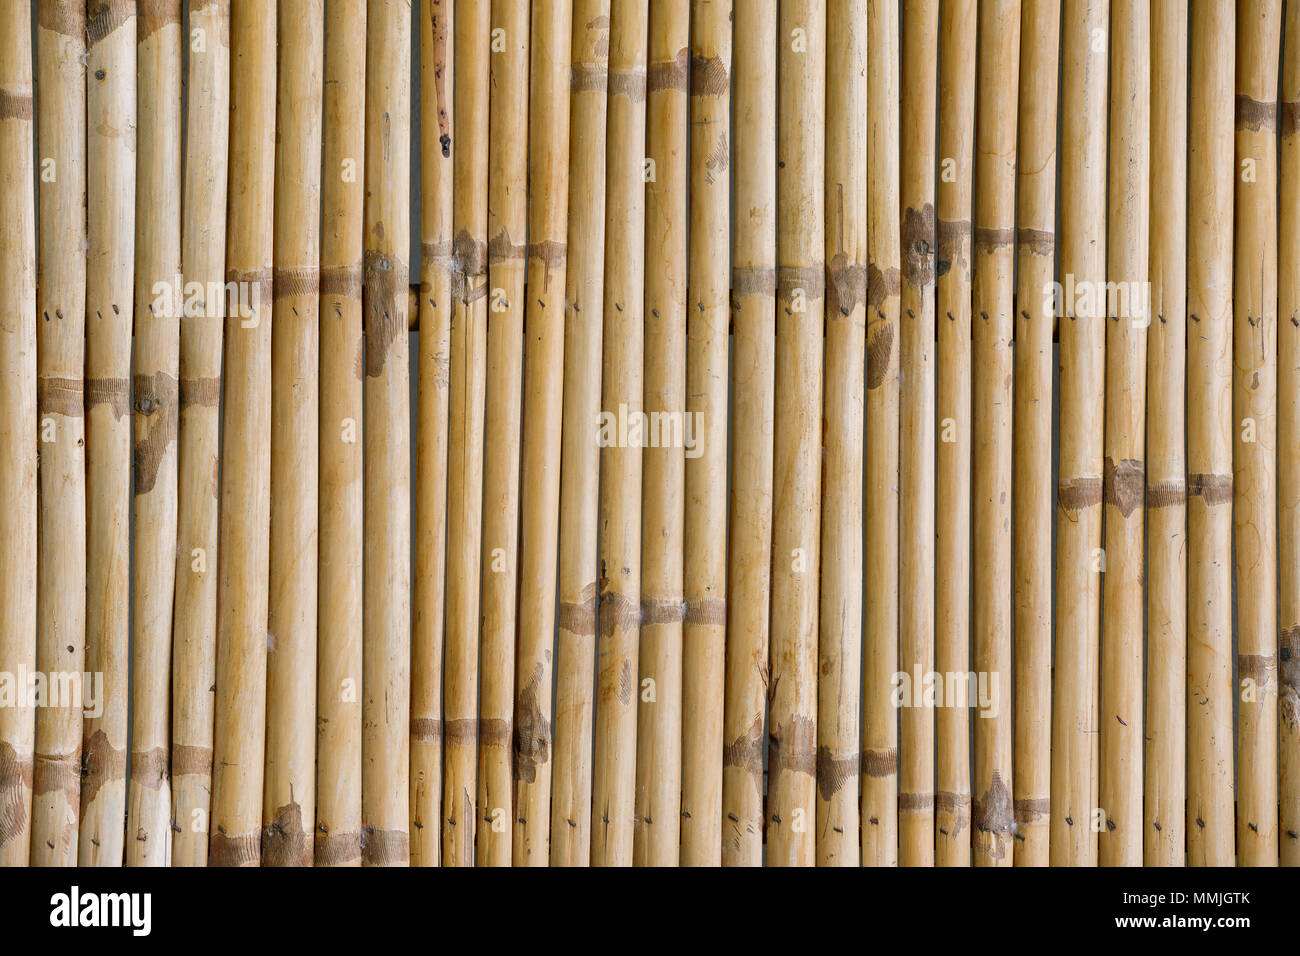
[209,0,276,867]
[934,0,975,868]
[1099,0,1149,869]
[721,0,776,868]
[1012,0,1059,868]
[443,0,489,868]
[513,0,573,866]
[411,0,448,870]
[1232,0,1280,868]
[551,1,611,866]
[172,0,231,868]
[898,0,936,869]
[32,0,88,867]
[80,0,136,868]
[863,0,900,868]
[0,0,37,870]
[971,0,1018,868]
[591,0,650,868]
[817,0,865,869]
[634,0,688,868]
[1145,0,1188,868]
[477,0,528,868]
[1050,0,1108,868]
[361,0,412,867]
[1186,0,1236,868]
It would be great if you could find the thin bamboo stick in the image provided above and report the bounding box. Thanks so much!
[209,0,276,867]
[680,0,730,868]
[360,0,412,867]
[80,0,136,868]
[863,0,900,868]
[443,0,489,868]
[1098,0,1149,869]
[1185,0,1235,868]
[172,0,231,869]
[898,0,936,869]
[31,0,88,868]
[1232,0,1280,868]
[721,0,776,869]
[934,0,975,868]
[317,0,367,869]
[1145,0,1188,868]
[0,0,37,870]
[1012,0,1059,868]
[634,0,688,868]
[591,0,649,868]
[477,0,529,868]
[512,0,573,866]
[551,1,610,866]
[411,0,448,870]
[1049,0,1108,868]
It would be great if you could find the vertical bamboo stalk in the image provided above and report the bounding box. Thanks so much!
[31,0,88,869]
[634,0,688,868]
[721,0,776,868]
[512,0,573,866]
[411,0,447,870]
[898,0,937,869]
[590,0,649,868]
[263,0,323,868]
[1145,0,1188,868]
[317,0,367,869]
[1232,0,1280,868]
[80,0,136,867]
[550,1,610,866]
[0,0,37,870]
[680,0,730,868]
[1098,0,1149,869]
[443,0,488,868]
[360,0,411,867]
[1050,0,1107,868]
[863,0,900,868]
[172,0,231,869]
[1012,0,1059,868]
[1186,0,1235,868]
[209,0,276,867]
[934,0,975,868]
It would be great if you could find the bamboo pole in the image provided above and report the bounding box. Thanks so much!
[898,0,936,869]
[361,0,412,868]
[863,0,900,868]
[209,0,276,867]
[1145,0,1188,868]
[263,0,324,868]
[171,0,231,868]
[551,1,610,866]
[1186,0,1235,868]
[31,0,88,868]
[1049,0,1107,868]
[1099,0,1149,869]
[477,0,529,868]
[1012,0,1059,868]
[634,0,688,868]
[934,0,975,868]
[0,0,37,870]
[80,0,136,867]
[721,0,776,868]
[591,0,649,868]
[680,0,730,868]
[411,0,447,870]
[1232,0,1281,868]
[443,0,488,868]
[513,0,573,866]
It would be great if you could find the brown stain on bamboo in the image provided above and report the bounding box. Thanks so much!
[360,826,410,865]
[37,376,85,418]
[85,0,134,46]
[648,47,689,92]
[1103,457,1145,518]
[973,770,1014,858]
[179,376,221,408]
[1188,472,1234,507]
[0,90,33,121]
[170,743,213,776]
[208,828,260,866]
[862,747,898,778]
[78,729,126,809]
[768,715,816,782]
[33,752,80,800]
[1235,94,1277,132]
[865,319,894,390]
[136,0,183,40]
[722,713,763,781]
[690,52,729,96]
[1057,476,1103,513]
[936,218,971,279]
[512,663,551,784]
[826,254,866,317]
[36,0,86,37]
[314,827,361,866]
[815,745,859,801]
[362,249,409,376]
[901,203,936,289]
[129,746,169,789]
[0,744,33,850]
[84,376,130,419]
[131,371,179,495]
[261,800,311,866]
[430,0,451,156]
